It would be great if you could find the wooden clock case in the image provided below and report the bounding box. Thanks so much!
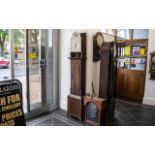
[83,95,107,126]
[99,42,117,121]
[67,33,87,121]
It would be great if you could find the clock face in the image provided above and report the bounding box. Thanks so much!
[152,56,155,63]
[97,34,104,47]
[71,32,81,52]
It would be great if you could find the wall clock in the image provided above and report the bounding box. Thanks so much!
[93,32,104,62]
[152,55,155,64]
[150,51,155,79]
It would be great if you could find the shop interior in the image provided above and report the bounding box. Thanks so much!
[0,29,155,126]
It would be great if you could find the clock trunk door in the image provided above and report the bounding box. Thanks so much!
[71,59,81,96]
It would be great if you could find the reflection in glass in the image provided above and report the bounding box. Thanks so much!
[29,30,42,111]
[13,29,27,113]
[0,29,11,81]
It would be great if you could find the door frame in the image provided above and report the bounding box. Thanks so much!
[7,29,59,120]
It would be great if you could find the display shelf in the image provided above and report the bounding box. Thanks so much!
[116,39,148,100]
[117,39,148,72]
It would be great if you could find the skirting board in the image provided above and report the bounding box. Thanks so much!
[143,97,155,106]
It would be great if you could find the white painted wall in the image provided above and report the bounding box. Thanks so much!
[143,29,155,106]
[59,29,114,110]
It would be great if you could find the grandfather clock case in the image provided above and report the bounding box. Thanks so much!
[99,42,117,121]
[67,33,87,120]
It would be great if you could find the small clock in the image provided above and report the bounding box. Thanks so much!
[96,33,104,47]
[152,55,155,64]
[93,32,104,62]
[150,51,155,79]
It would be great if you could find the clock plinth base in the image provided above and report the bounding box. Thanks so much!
[67,95,83,121]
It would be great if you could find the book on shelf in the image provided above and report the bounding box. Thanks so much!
[118,46,131,57]
[124,46,131,56]
[132,46,145,56]
[117,58,130,69]
[130,58,145,71]
[140,48,145,55]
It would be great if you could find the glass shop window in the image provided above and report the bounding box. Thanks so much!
[117,29,130,39]
[133,29,149,39]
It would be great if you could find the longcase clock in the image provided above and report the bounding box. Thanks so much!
[67,33,87,120]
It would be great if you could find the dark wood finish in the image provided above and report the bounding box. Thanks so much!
[70,58,86,96]
[150,51,155,79]
[83,95,107,126]
[99,42,117,121]
[116,69,145,99]
[81,33,87,58]
[68,95,82,120]
[93,32,104,62]
[67,33,87,120]
[116,39,148,100]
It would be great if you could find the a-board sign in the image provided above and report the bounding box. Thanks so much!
[0,80,26,126]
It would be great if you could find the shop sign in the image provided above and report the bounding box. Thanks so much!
[0,80,26,126]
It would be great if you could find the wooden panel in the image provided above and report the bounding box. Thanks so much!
[68,95,82,120]
[71,59,81,96]
[116,69,145,99]
[99,44,110,98]
[99,42,117,121]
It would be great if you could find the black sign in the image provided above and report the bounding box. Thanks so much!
[0,80,26,126]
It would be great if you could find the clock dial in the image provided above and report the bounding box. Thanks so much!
[97,34,104,47]
[71,32,81,52]
[152,56,155,63]
[93,32,104,62]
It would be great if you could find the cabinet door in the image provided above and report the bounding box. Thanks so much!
[71,59,81,96]
[125,70,145,99]
[116,69,126,95]
[116,69,145,99]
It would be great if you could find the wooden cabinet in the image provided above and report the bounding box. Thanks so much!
[116,39,148,100]
[116,69,145,99]
[83,95,107,126]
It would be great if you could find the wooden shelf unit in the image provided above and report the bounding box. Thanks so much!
[116,39,148,100]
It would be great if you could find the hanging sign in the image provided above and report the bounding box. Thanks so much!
[0,80,26,126]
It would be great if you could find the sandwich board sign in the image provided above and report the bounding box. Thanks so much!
[0,80,26,126]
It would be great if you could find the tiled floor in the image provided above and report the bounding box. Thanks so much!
[27,99,155,126]
[110,99,155,126]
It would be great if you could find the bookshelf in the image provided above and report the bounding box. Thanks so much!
[116,39,148,100]
[117,39,147,71]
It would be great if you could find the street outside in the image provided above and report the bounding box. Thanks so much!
[0,63,42,113]
[0,64,39,80]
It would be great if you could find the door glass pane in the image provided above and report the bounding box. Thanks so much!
[0,29,11,81]
[13,29,27,113]
[29,29,42,111]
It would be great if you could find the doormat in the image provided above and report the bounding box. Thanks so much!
[27,113,82,126]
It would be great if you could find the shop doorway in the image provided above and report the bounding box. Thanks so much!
[0,29,58,118]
